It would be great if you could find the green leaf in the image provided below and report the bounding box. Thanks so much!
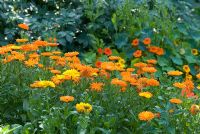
[185,56,196,63]
[157,56,169,66]
[114,33,128,49]
[171,56,183,65]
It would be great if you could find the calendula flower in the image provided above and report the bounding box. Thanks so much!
[16,39,28,43]
[196,73,200,79]
[143,38,151,45]
[183,65,190,73]
[142,67,157,73]
[167,70,183,76]
[134,62,147,68]
[76,102,92,113]
[18,23,29,30]
[33,40,48,46]
[63,69,80,80]
[111,78,127,87]
[191,49,198,55]
[139,92,153,98]
[60,96,74,103]
[90,82,104,92]
[95,61,102,68]
[51,70,61,74]
[64,51,79,57]
[41,52,53,56]
[146,79,160,86]
[169,98,182,104]
[30,81,55,88]
[133,50,142,58]
[190,104,199,115]
[109,56,121,61]
[131,38,139,46]
[138,111,155,121]
[173,82,185,89]
[146,59,157,64]
[98,48,103,54]
[104,48,112,56]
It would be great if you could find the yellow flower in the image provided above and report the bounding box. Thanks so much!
[63,69,80,80]
[76,102,92,113]
[138,111,155,121]
[191,49,198,55]
[30,81,55,88]
[139,92,153,99]
[183,65,190,73]
[167,70,183,76]
[60,96,74,103]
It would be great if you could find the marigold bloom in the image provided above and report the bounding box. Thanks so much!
[131,38,139,46]
[139,92,153,99]
[109,56,121,61]
[191,49,198,55]
[190,104,199,115]
[183,65,190,73]
[146,59,157,64]
[52,51,62,55]
[30,81,55,88]
[167,70,183,76]
[173,82,185,89]
[18,23,29,30]
[138,111,155,121]
[64,51,79,57]
[127,68,135,72]
[169,98,182,104]
[133,50,142,58]
[196,73,200,79]
[111,78,127,87]
[33,40,48,46]
[98,48,103,54]
[16,39,28,43]
[63,69,80,80]
[146,79,160,86]
[60,96,74,103]
[90,82,104,92]
[142,67,157,73]
[51,70,61,74]
[134,62,147,68]
[41,52,53,56]
[95,61,102,68]
[76,102,92,113]
[104,48,112,56]
[143,38,151,45]
[101,62,116,71]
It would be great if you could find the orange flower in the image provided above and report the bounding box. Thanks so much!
[101,62,116,71]
[52,51,62,55]
[146,78,160,86]
[134,62,147,68]
[41,52,53,56]
[138,111,155,121]
[143,38,151,45]
[60,96,74,103]
[146,59,157,64]
[131,38,139,46]
[18,23,29,30]
[33,40,48,46]
[133,50,142,58]
[111,78,127,87]
[126,68,135,72]
[167,70,183,76]
[169,98,182,104]
[196,73,200,79]
[98,48,103,54]
[95,61,102,68]
[142,67,157,73]
[104,48,112,56]
[190,104,199,115]
[109,56,121,61]
[173,82,185,89]
[64,51,79,57]
[16,39,28,43]
[183,65,190,73]
[90,82,104,92]
[51,70,61,74]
